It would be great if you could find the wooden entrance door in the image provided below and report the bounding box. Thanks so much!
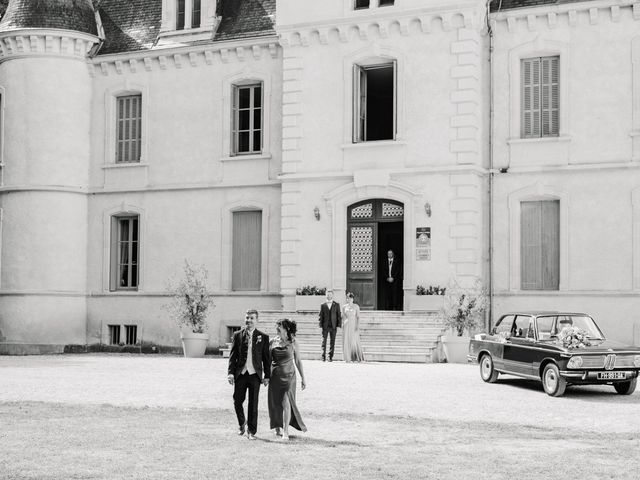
[346,199,404,310]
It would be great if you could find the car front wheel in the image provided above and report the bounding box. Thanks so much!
[614,377,637,395]
[542,363,567,397]
[479,354,499,383]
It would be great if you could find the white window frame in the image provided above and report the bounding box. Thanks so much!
[161,0,213,33]
[508,39,569,141]
[221,71,271,160]
[102,204,145,293]
[344,48,402,145]
[508,184,569,292]
[231,83,263,156]
[104,84,148,166]
[110,214,140,291]
[0,86,5,167]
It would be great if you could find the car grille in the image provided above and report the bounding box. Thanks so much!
[581,356,606,368]
[580,355,636,368]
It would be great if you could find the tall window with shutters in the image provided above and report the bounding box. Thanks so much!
[116,95,142,163]
[521,200,559,290]
[232,210,262,291]
[353,61,396,142]
[521,56,559,138]
[232,83,262,155]
[110,215,139,291]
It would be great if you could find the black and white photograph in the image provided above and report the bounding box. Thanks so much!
[1,0,639,479]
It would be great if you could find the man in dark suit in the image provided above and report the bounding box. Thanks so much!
[318,290,341,362]
[227,309,270,440]
[384,249,402,310]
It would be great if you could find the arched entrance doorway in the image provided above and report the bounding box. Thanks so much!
[346,199,404,310]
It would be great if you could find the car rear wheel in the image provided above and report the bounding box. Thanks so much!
[479,354,499,383]
[614,377,637,395]
[542,363,567,397]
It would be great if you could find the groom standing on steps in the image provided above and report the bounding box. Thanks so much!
[318,290,341,361]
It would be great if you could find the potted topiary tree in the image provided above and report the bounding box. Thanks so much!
[166,260,215,358]
[439,279,488,363]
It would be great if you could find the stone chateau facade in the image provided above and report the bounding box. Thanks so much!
[0,0,639,353]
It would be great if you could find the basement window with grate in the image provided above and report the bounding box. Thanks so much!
[125,325,138,345]
[108,325,121,345]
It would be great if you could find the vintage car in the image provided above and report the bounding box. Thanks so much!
[467,312,640,397]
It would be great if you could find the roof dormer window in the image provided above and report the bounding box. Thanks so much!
[176,0,201,30]
[158,0,218,45]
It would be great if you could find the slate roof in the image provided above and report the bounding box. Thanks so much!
[215,0,275,42]
[0,0,98,36]
[97,0,162,54]
[0,1,601,54]
[490,0,594,12]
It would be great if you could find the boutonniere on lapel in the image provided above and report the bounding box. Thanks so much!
[256,335,262,343]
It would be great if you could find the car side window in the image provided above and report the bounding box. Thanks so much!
[494,315,515,335]
[512,315,532,338]
[526,319,535,339]
[536,316,554,340]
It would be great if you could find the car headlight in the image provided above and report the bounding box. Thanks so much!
[634,355,640,368]
[567,356,583,369]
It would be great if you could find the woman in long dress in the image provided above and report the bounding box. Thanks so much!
[342,292,365,362]
[268,318,307,441]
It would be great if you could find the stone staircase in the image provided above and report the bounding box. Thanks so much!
[221,310,442,363]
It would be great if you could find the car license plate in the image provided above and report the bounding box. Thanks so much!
[597,372,626,380]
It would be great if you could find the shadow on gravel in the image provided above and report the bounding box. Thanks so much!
[258,435,367,447]
[495,377,639,403]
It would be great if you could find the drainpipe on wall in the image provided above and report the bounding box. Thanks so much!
[486,0,496,331]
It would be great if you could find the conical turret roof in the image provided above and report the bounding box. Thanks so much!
[0,0,98,36]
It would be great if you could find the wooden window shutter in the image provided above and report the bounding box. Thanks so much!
[109,216,118,291]
[522,56,559,138]
[521,201,542,289]
[232,211,262,291]
[392,59,397,139]
[541,200,559,289]
[232,85,238,154]
[116,95,141,163]
[521,200,559,290]
[541,56,560,136]
[353,64,362,142]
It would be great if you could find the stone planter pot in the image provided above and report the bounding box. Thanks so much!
[440,334,470,363]
[180,331,210,358]
[295,295,325,312]
[407,294,444,311]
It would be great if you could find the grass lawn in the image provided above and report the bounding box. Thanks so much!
[1,400,638,480]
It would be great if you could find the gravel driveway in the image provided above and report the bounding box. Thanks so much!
[1,354,638,434]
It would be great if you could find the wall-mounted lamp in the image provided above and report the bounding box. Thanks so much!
[313,206,321,221]
[424,202,431,217]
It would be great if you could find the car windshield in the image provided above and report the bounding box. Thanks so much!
[537,315,605,340]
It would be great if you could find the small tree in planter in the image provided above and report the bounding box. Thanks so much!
[166,261,215,357]
[439,279,488,363]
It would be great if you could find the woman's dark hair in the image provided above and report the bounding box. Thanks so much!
[346,292,354,299]
[277,318,297,341]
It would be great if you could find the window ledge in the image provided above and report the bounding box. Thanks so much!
[630,130,640,138]
[341,139,406,150]
[221,153,271,162]
[102,162,149,170]
[507,136,571,145]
